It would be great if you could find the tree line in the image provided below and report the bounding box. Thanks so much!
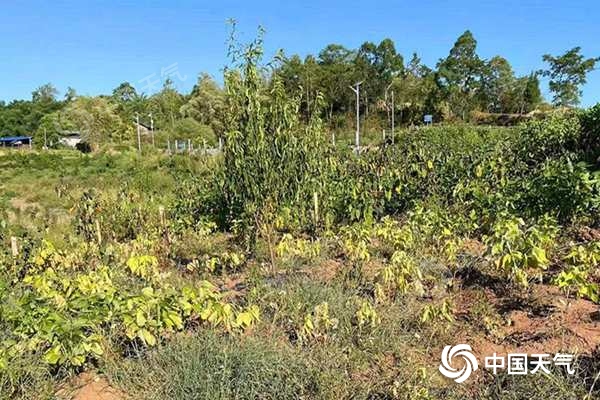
[276,30,598,125]
[0,30,597,148]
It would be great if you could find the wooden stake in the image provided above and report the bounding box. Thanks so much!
[10,236,18,257]
[158,206,165,226]
[95,219,102,244]
[313,192,319,226]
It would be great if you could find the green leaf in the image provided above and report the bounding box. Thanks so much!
[43,345,62,365]
[141,287,154,297]
[136,309,147,327]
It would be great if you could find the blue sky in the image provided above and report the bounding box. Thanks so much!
[1,0,599,106]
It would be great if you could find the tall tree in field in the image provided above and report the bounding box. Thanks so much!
[437,30,485,119]
[180,73,225,138]
[355,39,404,108]
[223,30,326,250]
[32,83,59,103]
[148,79,184,130]
[393,53,436,124]
[519,73,542,113]
[479,56,516,113]
[276,54,321,120]
[317,44,356,121]
[541,47,599,107]
[65,96,129,148]
[112,82,138,103]
[28,83,64,134]
[111,82,148,122]
[64,87,77,103]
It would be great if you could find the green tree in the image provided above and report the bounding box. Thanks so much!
[317,44,356,121]
[64,87,77,103]
[223,30,326,250]
[276,54,321,120]
[64,96,129,148]
[519,73,542,113]
[112,82,138,103]
[180,73,225,139]
[437,30,485,119]
[35,111,77,147]
[392,53,436,124]
[541,47,599,107]
[32,83,59,103]
[355,39,404,108]
[148,79,184,130]
[479,56,516,113]
[170,118,215,146]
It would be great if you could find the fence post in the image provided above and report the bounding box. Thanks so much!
[313,192,319,227]
[158,206,165,226]
[95,219,102,245]
[10,236,18,257]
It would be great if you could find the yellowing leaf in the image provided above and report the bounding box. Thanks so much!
[138,328,157,346]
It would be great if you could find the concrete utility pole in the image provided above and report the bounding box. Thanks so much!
[385,83,395,144]
[391,89,395,144]
[136,113,141,152]
[349,81,363,153]
[149,113,155,147]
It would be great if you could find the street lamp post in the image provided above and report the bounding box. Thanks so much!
[385,83,395,144]
[349,81,363,153]
[391,89,395,144]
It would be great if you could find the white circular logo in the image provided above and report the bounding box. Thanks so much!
[439,344,478,383]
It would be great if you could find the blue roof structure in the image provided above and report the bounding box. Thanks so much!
[0,136,32,143]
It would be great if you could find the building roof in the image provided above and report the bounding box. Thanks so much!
[0,136,32,143]
[134,120,152,130]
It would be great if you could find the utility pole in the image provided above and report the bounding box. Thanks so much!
[349,81,363,153]
[136,113,141,152]
[385,83,392,130]
[391,89,395,144]
[149,113,155,147]
[385,83,395,144]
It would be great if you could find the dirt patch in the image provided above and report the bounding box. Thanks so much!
[305,259,343,282]
[577,226,600,242]
[56,372,126,400]
[461,239,487,257]
[454,283,600,359]
[9,196,38,212]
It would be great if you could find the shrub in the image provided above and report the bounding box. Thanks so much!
[580,103,600,162]
[516,113,582,164]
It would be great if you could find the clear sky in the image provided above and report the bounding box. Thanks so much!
[1,0,599,106]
